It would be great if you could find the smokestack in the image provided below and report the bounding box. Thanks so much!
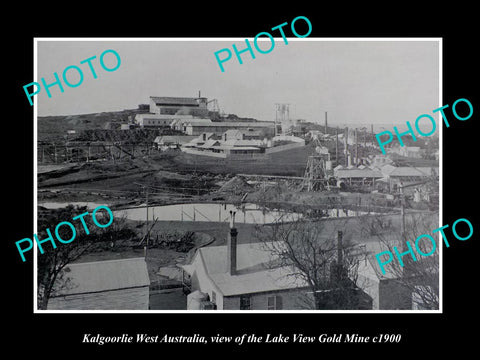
[198,90,201,98]
[344,127,349,167]
[324,112,328,135]
[355,128,358,166]
[227,211,238,275]
[335,127,339,166]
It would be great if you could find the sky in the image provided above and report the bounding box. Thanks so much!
[35,39,440,127]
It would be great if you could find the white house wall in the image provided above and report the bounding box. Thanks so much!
[190,252,225,310]
[223,289,311,310]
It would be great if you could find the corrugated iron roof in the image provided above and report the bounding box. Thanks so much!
[187,122,274,128]
[199,139,221,148]
[51,257,150,297]
[335,168,383,178]
[193,242,308,296]
[150,96,201,106]
[381,165,426,177]
[223,139,263,147]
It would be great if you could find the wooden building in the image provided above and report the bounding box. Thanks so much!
[47,257,150,310]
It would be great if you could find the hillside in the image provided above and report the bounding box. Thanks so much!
[38,109,148,142]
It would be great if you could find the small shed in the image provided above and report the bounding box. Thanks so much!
[47,257,150,310]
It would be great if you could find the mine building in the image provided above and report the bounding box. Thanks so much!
[149,96,209,117]
[184,122,274,136]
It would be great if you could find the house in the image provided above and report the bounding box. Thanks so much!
[222,129,263,141]
[379,164,429,191]
[369,155,394,169]
[47,257,150,310]
[356,240,439,310]
[398,146,424,158]
[334,165,384,187]
[171,118,213,133]
[181,229,310,310]
[153,135,197,149]
[181,218,372,310]
[134,113,180,128]
[181,132,266,159]
[183,133,220,148]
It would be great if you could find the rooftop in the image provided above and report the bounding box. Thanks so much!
[183,242,308,296]
[186,122,274,128]
[381,164,427,177]
[334,166,383,178]
[50,257,150,297]
[150,96,206,106]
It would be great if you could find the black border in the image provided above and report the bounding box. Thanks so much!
[7,5,479,353]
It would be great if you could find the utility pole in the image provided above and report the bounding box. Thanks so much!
[274,104,278,137]
[335,127,339,167]
[146,186,149,247]
[134,182,151,252]
[399,182,405,241]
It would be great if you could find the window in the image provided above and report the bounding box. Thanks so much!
[267,295,283,310]
[240,295,251,310]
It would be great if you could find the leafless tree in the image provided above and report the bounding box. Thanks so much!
[37,206,136,310]
[359,211,439,310]
[255,216,370,310]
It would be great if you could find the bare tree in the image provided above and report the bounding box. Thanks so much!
[37,205,137,310]
[360,211,439,310]
[255,216,370,310]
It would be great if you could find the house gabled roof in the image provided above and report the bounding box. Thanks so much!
[199,139,221,148]
[184,242,308,296]
[50,257,150,297]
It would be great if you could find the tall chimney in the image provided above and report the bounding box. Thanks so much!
[335,127,339,166]
[344,127,349,167]
[227,211,238,275]
[324,112,328,135]
[355,128,358,166]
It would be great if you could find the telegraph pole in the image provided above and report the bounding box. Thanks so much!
[134,182,151,251]
[146,186,149,247]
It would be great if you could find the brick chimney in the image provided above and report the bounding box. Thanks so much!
[227,210,238,275]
